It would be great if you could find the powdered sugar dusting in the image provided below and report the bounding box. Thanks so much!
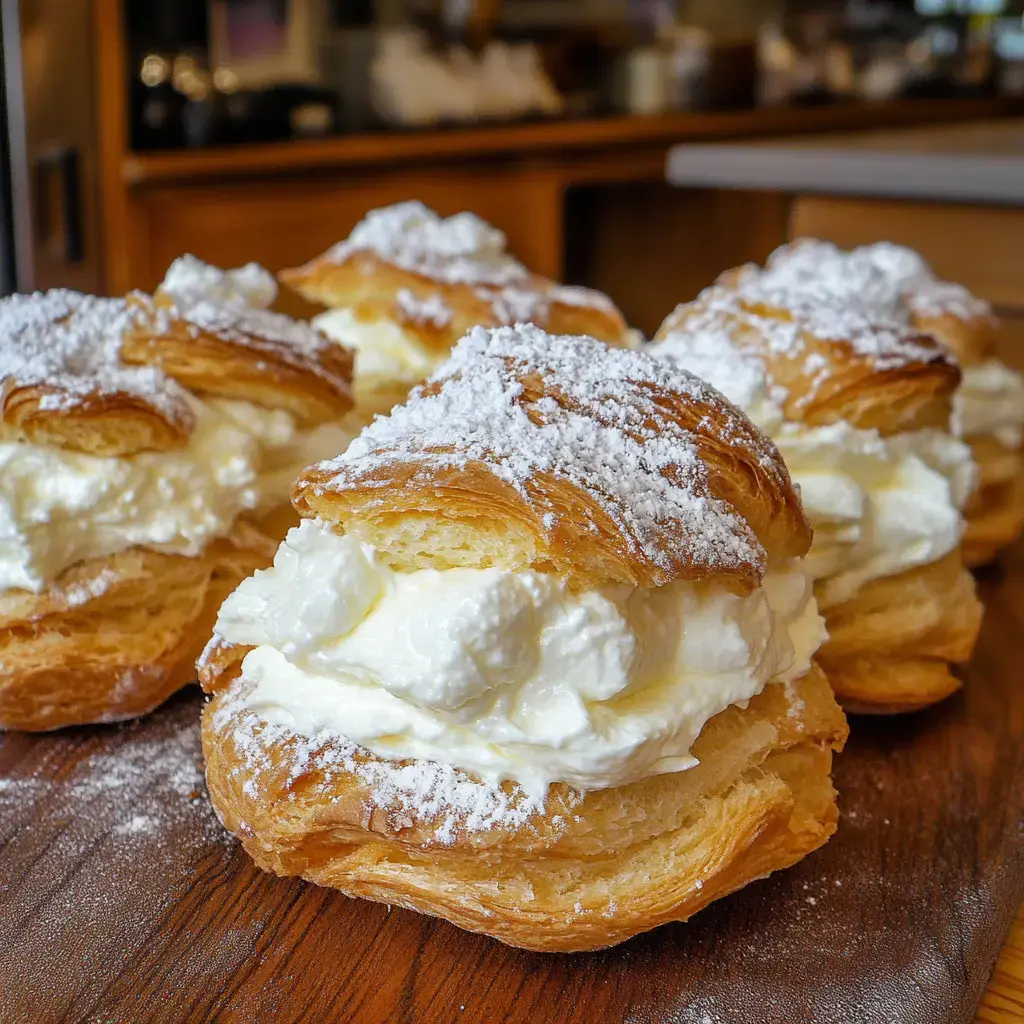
[321,201,529,286]
[135,258,352,394]
[765,238,993,321]
[395,288,452,328]
[305,324,784,580]
[0,290,192,422]
[653,243,955,416]
[0,700,229,850]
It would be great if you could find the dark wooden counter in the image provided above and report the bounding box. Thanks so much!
[1,544,1022,1024]
[122,99,1024,187]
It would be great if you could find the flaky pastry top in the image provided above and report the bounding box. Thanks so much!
[2,257,356,456]
[762,239,999,364]
[280,202,632,348]
[0,290,194,456]
[124,256,354,426]
[293,323,811,592]
[655,265,960,434]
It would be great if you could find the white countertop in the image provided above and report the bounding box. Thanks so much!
[666,117,1024,205]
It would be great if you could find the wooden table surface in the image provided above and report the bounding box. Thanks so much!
[2,545,1023,1024]
[978,907,1024,1022]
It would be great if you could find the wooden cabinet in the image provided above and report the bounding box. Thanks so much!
[125,168,564,317]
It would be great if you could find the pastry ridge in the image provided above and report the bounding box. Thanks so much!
[0,291,195,456]
[293,324,812,592]
[200,658,848,952]
[0,521,276,731]
[124,291,354,426]
[654,283,959,435]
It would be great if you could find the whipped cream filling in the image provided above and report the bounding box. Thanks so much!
[650,339,975,606]
[952,359,1024,450]
[0,398,351,594]
[766,413,975,608]
[214,519,826,797]
[313,307,439,391]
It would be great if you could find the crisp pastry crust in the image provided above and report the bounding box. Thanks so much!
[763,239,1001,367]
[279,203,633,349]
[0,269,357,729]
[655,282,959,435]
[283,260,634,350]
[757,239,1023,563]
[816,553,981,714]
[652,252,982,714]
[0,522,276,732]
[293,324,812,593]
[200,653,847,952]
[0,291,195,456]
[124,291,354,427]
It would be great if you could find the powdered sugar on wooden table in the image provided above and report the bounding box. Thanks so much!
[307,323,784,578]
[0,290,192,423]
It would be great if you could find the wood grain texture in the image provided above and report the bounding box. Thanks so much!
[976,908,1024,1023]
[1,545,1022,1024]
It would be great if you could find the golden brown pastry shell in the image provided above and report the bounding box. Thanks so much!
[293,357,813,595]
[0,523,276,731]
[199,655,847,953]
[655,295,960,436]
[280,252,633,350]
[816,552,982,714]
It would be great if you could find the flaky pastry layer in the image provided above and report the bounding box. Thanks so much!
[281,251,633,350]
[655,288,959,435]
[293,326,812,593]
[962,440,1024,566]
[125,294,354,427]
[199,655,847,952]
[816,552,982,714]
[0,523,276,731]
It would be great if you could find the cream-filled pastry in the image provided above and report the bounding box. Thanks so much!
[200,324,847,952]
[756,239,1024,565]
[279,201,637,420]
[652,262,982,714]
[0,265,354,731]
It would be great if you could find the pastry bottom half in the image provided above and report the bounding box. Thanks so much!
[200,648,848,953]
[0,524,276,732]
[962,436,1024,567]
[817,552,982,715]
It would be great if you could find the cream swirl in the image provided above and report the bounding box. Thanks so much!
[0,397,352,594]
[213,519,826,797]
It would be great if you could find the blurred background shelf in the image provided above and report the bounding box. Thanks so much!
[120,97,1024,183]
[6,0,1024,332]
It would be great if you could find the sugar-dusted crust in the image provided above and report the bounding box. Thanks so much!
[124,291,354,427]
[0,291,195,456]
[293,324,812,593]
[762,239,1001,365]
[816,552,982,714]
[654,281,959,435]
[0,522,276,732]
[199,654,847,953]
[280,203,634,349]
